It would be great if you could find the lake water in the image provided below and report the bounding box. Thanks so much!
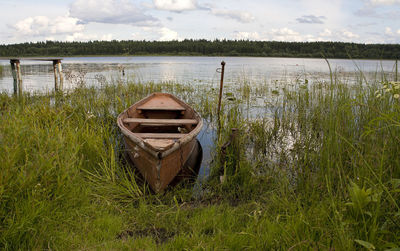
[0,56,398,93]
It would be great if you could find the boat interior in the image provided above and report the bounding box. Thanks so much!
[121,94,199,150]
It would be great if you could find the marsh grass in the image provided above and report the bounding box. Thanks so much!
[0,69,399,250]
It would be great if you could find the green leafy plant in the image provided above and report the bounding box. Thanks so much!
[346,181,380,219]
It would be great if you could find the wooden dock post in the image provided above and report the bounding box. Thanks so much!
[16,60,22,97]
[10,60,18,95]
[9,58,63,94]
[53,59,64,92]
[53,60,59,91]
[10,59,23,96]
[57,60,64,90]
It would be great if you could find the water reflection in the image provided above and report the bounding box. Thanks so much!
[0,56,397,93]
[196,119,216,180]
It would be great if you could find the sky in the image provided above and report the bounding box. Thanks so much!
[0,0,400,44]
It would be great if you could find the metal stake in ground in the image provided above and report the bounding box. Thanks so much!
[217,61,226,126]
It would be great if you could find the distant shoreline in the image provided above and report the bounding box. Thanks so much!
[1,40,399,60]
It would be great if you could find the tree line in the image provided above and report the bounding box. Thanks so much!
[0,39,399,59]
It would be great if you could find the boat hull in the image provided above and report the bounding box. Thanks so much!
[124,135,197,192]
[117,93,203,193]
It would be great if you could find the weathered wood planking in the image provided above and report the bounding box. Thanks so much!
[135,133,186,139]
[123,118,198,125]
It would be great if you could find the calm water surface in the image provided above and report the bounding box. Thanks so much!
[0,56,397,92]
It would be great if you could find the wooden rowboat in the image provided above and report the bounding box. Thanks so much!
[117,93,203,192]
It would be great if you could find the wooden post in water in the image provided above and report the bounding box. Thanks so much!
[53,60,59,91]
[9,58,63,94]
[15,60,22,97]
[10,60,18,95]
[395,59,398,82]
[53,59,64,92]
[57,60,64,90]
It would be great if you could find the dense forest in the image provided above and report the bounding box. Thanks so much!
[0,39,399,59]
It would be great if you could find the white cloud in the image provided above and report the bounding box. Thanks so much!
[69,0,159,26]
[303,34,320,42]
[153,0,198,11]
[232,29,335,42]
[296,15,326,24]
[159,27,180,41]
[101,34,113,41]
[385,27,393,35]
[356,0,400,18]
[12,16,83,36]
[233,31,261,40]
[65,32,113,42]
[354,7,378,17]
[211,9,255,23]
[269,28,302,42]
[369,0,400,5]
[387,28,400,37]
[319,28,332,37]
[131,32,143,40]
[132,27,181,41]
[65,32,101,42]
[355,7,400,18]
[263,28,335,42]
[341,30,360,40]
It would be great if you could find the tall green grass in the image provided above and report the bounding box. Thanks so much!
[0,71,399,249]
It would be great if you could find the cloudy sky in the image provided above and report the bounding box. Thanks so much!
[1,0,400,44]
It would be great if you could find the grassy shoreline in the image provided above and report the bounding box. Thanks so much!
[0,73,399,249]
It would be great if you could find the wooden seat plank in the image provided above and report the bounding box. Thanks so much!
[134,133,186,139]
[137,106,186,111]
[123,118,197,125]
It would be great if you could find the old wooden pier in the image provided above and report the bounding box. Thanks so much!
[9,58,64,96]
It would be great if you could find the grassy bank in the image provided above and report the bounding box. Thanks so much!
[0,72,399,249]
